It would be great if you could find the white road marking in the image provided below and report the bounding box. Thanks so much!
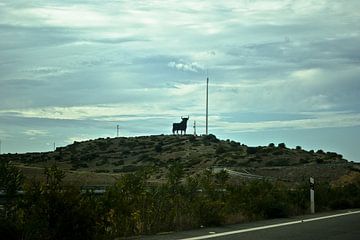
[180,210,360,240]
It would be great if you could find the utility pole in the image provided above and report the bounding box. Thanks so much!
[205,74,209,135]
[310,177,315,214]
[193,121,197,136]
[0,139,2,155]
[53,142,56,151]
[116,125,119,137]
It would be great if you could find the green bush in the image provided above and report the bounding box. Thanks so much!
[113,160,125,166]
[216,145,226,154]
[113,165,140,173]
[96,159,108,166]
[94,169,110,173]
[202,134,219,143]
[299,158,309,164]
[316,149,325,154]
[316,158,325,164]
[246,147,258,154]
[278,143,286,148]
[74,162,89,168]
[154,142,163,152]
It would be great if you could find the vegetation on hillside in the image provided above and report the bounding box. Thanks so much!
[0,134,351,184]
[1,161,360,239]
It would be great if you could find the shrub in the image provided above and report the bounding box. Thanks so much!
[316,158,325,164]
[246,147,258,154]
[326,152,338,158]
[330,199,352,210]
[122,150,131,155]
[74,163,89,168]
[154,142,163,153]
[96,141,109,151]
[299,158,309,164]
[272,150,283,156]
[265,159,290,166]
[186,158,201,167]
[268,143,275,148]
[203,134,219,143]
[277,158,290,166]
[216,145,226,155]
[113,165,140,173]
[188,135,196,142]
[94,169,110,173]
[278,143,286,148]
[96,159,108,166]
[316,149,325,154]
[2,160,359,239]
[296,146,302,150]
[113,160,125,166]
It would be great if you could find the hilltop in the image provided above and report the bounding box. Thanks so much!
[1,134,359,185]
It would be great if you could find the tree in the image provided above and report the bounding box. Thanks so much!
[167,163,184,190]
[0,161,24,197]
[0,161,24,239]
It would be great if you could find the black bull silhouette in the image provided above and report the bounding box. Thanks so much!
[172,116,189,135]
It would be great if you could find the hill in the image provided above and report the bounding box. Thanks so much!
[1,134,358,185]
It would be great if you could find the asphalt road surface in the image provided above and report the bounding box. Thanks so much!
[142,209,360,240]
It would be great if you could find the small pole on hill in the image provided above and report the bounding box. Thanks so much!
[117,125,119,137]
[53,142,56,151]
[310,177,315,214]
[0,139,2,154]
[193,121,197,136]
[205,71,209,135]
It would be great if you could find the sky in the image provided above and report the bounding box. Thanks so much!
[0,0,359,162]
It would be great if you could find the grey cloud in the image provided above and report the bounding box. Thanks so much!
[167,60,204,73]
[0,24,79,50]
[89,37,149,44]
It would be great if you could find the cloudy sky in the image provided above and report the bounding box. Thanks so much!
[0,0,359,161]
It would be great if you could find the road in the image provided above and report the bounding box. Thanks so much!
[142,210,360,240]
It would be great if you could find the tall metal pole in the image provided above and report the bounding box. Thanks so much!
[310,177,315,214]
[206,76,209,135]
[117,125,119,137]
[0,139,2,155]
